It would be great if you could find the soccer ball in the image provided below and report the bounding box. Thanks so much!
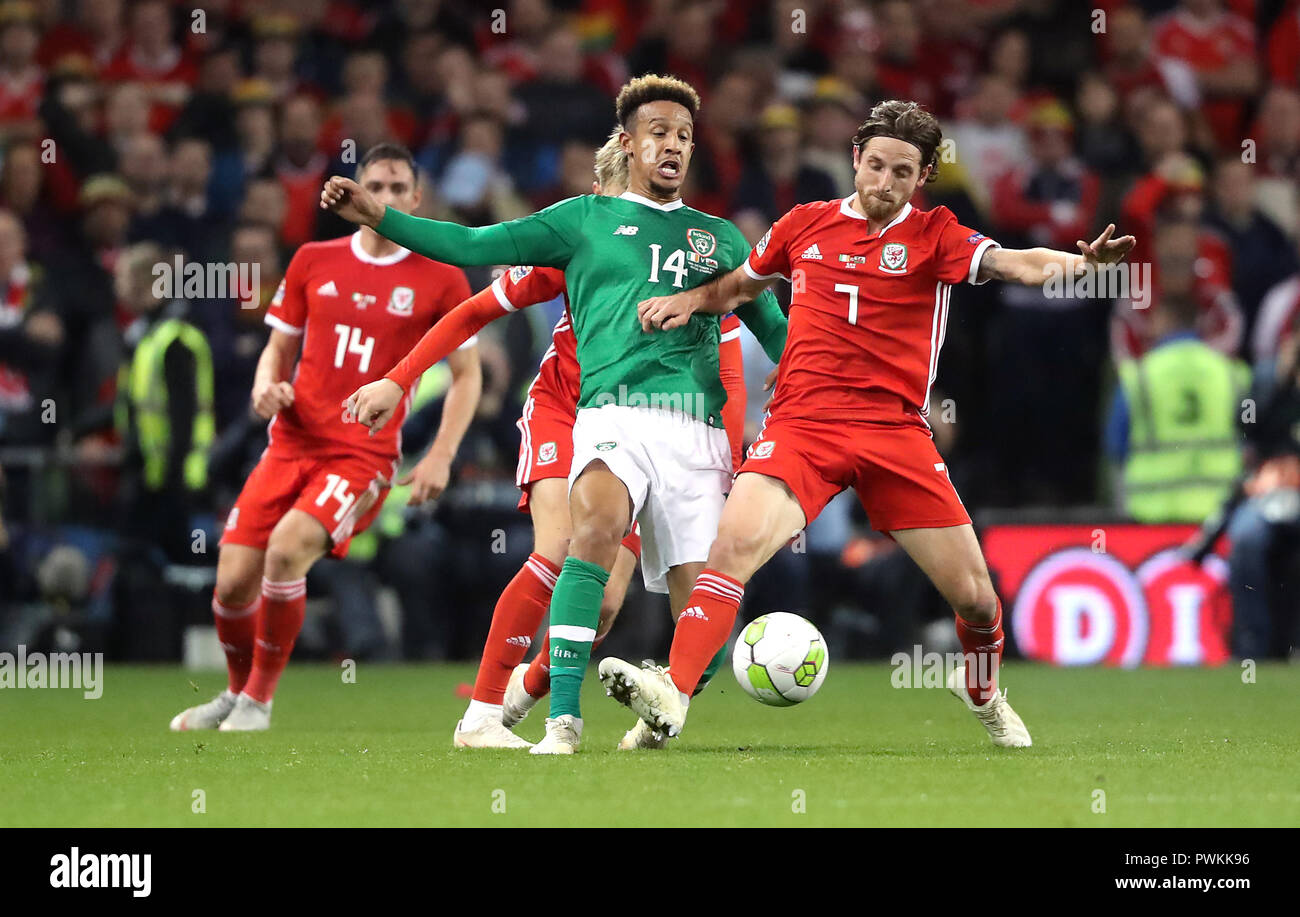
[732,612,829,706]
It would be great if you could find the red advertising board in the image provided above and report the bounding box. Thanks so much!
[982,524,1232,667]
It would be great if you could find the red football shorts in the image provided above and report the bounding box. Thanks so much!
[740,416,971,533]
[515,397,576,512]
[220,441,396,559]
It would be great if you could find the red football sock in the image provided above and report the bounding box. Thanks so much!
[243,577,307,704]
[522,633,604,699]
[471,553,559,705]
[212,594,259,694]
[955,599,1004,706]
[668,569,745,696]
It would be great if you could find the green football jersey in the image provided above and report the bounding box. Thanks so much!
[377,192,786,427]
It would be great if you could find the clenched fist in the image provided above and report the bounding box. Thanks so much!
[320,175,385,228]
[344,378,404,434]
[252,380,295,419]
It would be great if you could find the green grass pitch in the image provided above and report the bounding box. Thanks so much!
[3,662,1297,827]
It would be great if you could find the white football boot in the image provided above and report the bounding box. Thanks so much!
[452,714,533,749]
[617,717,669,750]
[947,666,1032,747]
[501,663,540,728]
[598,658,687,737]
[529,715,582,755]
[217,693,272,732]
[169,689,237,731]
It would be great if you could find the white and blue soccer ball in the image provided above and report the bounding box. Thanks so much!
[732,612,829,706]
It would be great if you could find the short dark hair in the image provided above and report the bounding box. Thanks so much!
[852,99,943,179]
[356,143,418,182]
[615,74,701,129]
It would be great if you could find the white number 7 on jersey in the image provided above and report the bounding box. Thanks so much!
[333,323,375,372]
[834,283,859,326]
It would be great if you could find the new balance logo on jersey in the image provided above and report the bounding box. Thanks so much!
[506,636,532,648]
[613,225,639,235]
[316,280,339,297]
[800,243,823,260]
[680,605,709,621]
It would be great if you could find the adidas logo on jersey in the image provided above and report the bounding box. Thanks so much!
[680,605,709,621]
[613,225,639,235]
[800,243,823,260]
[316,280,339,296]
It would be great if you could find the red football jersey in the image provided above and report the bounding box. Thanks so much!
[265,232,473,460]
[490,266,578,408]
[746,197,998,426]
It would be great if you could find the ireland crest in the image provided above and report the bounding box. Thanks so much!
[687,228,717,258]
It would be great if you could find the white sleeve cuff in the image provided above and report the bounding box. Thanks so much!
[491,277,517,312]
[455,334,479,350]
[264,314,303,335]
[968,239,999,285]
[742,258,787,283]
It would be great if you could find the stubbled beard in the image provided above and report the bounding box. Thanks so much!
[862,193,899,220]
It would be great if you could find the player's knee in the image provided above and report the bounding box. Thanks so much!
[214,574,259,609]
[709,526,770,577]
[951,575,998,625]
[265,524,322,581]
[568,514,624,566]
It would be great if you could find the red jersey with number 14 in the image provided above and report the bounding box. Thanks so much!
[745,197,998,427]
[265,232,472,460]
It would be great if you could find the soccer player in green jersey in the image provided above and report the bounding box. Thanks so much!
[322,74,787,753]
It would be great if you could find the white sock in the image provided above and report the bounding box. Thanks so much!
[464,700,503,725]
[679,691,691,709]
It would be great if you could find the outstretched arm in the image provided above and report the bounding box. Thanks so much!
[977,223,1136,285]
[343,287,509,432]
[320,176,571,267]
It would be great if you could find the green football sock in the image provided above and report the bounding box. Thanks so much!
[548,557,610,719]
[693,645,728,696]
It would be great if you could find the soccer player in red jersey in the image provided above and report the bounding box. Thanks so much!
[607,100,1135,747]
[342,133,748,750]
[169,144,482,732]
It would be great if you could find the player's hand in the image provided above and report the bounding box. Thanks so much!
[400,448,452,505]
[1077,223,1136,265]
[252,380,295,419]
[763,366,779,391]
[320,176,385,228]
[344,378,403,434]
[638,293,698,332]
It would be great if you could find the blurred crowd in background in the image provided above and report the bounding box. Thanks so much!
[2,0,1299,662]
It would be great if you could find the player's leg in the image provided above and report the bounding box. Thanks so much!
[531,460,632,754]
[856,424,1028,746]
[456,477,569,748]
[169,543,265,731]
[516,533,636,715]
[219,508,331,731]
[663,472,806,697]
[889,525,1029,746]
[171,448,299,731]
